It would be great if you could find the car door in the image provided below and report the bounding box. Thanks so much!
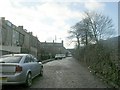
[24,55,36,78]
[23,55,33,76]
[35,58,41,75]
[30,55,40,77]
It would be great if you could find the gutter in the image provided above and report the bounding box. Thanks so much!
[42,59,55,64]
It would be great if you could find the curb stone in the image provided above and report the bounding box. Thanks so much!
[42,59,54,64]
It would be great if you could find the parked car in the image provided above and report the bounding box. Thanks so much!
[0,54,43,87]
[55,54,63,59]
[55,54,66,59]
[61,54,66,58]
[67,53,72,57]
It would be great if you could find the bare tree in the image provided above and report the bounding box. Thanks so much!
[84,11,114,43]
[68,24,81,49]
[80,18,94,45]
[68,11,114,48]
[68,18,93,47]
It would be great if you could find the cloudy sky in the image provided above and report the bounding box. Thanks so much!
[0,0,119,48]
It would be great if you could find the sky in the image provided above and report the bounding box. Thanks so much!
[0,0,119,49]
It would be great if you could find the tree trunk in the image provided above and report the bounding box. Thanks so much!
[77,36,80,49]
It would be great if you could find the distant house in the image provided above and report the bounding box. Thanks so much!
[67,49,74,56]
[40,40,67,59]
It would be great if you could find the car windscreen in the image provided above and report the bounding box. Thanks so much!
[56,54,63,56]
[0,56,22,63]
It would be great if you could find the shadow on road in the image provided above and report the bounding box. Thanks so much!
[1,75,43,90]
[1,84,29,90]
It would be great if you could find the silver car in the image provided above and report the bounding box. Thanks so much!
[55,54,62,59]
[0,54,43,87]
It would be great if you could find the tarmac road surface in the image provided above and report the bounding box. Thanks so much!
[2,57,109,89]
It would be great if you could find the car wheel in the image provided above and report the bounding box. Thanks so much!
[40,67,43,76]
[25,73,32,87]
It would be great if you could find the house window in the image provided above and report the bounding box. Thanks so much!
[19,33,24,46]
[12,30,19,46]
[6,21,12,27]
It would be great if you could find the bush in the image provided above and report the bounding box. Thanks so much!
[74,42,119,87]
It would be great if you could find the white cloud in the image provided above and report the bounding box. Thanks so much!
[0,1,84,48]
[0,0,112,48]
[84,0,105,11]
[3,0,118,47]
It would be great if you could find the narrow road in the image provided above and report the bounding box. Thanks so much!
[31,57,108,88]
[2,57,109,89]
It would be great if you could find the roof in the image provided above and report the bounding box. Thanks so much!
[41,42,63,47]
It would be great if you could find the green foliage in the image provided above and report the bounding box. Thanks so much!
[68,11,118,87]
[21,47,30,53]
[41,54,51,60]
[74,42,119,87]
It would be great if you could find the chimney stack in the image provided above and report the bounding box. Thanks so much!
[18,26,23,30]
[62,40,63,46]
[1,17,5,21]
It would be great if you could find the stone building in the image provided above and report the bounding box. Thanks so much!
[0,17,67,60]
[40,40,67,60]
[0,17,21,55]
[0,17,38,57]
